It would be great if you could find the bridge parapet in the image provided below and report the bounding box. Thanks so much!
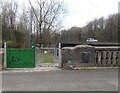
[61,45,120,69]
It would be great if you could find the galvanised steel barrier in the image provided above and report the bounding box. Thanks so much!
[36,48,59,67]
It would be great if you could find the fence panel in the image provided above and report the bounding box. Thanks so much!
[36,48,59,67]
[7,48,35,68]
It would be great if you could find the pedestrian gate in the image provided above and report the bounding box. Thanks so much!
[6,48,35,68]
[36,48,59,67]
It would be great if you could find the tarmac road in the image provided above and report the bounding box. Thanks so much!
[2,69,118,91]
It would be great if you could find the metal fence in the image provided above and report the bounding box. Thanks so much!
[36,48,59,67]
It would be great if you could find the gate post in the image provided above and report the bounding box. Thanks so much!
[4,42,7,68]
[58,43,61,67]
[31,42,36,67]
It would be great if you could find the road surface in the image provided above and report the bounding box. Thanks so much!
[2,69,118,91]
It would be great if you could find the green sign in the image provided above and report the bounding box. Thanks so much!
[6,48,35,68]
[32,42,35,48]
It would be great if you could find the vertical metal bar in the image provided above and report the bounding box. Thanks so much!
[53,48,55,63]
[58,43,61,67]
[46,49,47,63]
[4,42,7,68]
[50,49,51,63]
[45,49,46,63]
[40,48,41,63]
[49,49,50,63]
[41,48,42,63]
[55,48,57,62]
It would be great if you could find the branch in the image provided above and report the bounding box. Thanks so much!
[28,0,40,23]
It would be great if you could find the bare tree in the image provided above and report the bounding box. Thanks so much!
[1,1,18,41]
[1,1,18,29]
[0,14,2,44]
[28,0,66,46]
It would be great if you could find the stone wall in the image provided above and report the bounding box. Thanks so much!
[0,53,3,70]
[61,45,120,69]
[0,48,4,70]
[61,45,95,69]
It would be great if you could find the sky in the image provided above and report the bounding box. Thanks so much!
[62,0,119,29]
[3,0,119,29]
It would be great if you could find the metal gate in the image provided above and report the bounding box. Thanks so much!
[36,48,59,67]
[6,48,35,68]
